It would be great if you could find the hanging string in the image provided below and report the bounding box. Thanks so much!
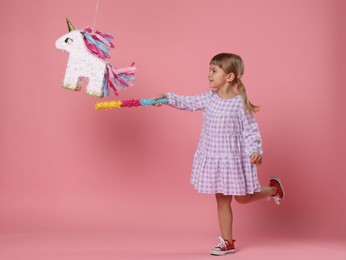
[93,0,100,29]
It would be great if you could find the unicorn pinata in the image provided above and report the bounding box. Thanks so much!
[55,18,136,97]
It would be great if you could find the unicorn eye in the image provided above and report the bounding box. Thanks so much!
[65,38,73,45]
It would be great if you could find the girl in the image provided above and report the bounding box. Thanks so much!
[153,53,284,256]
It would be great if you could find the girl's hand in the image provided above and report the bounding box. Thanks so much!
[250,152,262,165]
[152,93,167,107]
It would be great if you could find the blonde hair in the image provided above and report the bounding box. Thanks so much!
[210,53,259,114]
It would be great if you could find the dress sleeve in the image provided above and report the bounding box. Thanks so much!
[166,91,212,112]
[242,111,263,156]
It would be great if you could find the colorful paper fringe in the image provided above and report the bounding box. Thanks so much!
[103,63,136,97]
[81,27,114,60]
[95,98,168,110]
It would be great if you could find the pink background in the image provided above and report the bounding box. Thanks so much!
[1,0,345,259]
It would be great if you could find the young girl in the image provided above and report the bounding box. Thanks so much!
[153,53,285,256]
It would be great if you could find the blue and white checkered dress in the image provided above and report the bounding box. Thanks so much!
[167,90,262,195]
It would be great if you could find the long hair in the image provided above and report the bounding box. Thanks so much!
[210,53,259,114]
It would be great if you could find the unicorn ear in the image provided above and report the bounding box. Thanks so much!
[66,18,75,32]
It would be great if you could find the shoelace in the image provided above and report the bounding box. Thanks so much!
[266,195,281,205]
[217,236,228,249]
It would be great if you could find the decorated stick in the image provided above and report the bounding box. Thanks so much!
[95,98,168,110]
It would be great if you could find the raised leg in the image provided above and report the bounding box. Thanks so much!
[234,186,276,204]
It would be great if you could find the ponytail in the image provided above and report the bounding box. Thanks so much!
[210,53,259,114]
[237,78,259,114]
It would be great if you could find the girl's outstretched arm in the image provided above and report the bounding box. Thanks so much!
[154,91,213,111]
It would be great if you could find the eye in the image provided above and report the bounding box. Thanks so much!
[64,38,73,45]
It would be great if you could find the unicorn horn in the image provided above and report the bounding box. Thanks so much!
[66,18,75,32]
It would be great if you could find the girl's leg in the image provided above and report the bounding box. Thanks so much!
[234,185,276,204]
[215,193,233,242]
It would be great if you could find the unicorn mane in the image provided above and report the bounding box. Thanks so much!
[81,27,115,60]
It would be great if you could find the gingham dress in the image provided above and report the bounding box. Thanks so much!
[167,90,262,195]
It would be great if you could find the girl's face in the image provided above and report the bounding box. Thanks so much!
[208,64,231,89]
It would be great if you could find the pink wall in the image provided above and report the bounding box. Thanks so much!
[1,0,345,241]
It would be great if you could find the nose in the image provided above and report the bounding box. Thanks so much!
[55,40,60,49]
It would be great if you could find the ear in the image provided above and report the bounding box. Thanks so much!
[226,72,236,83]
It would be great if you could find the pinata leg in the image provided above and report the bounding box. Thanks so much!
[85,59,107,98]
[86,70,105,97]
[63,61,82,91]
